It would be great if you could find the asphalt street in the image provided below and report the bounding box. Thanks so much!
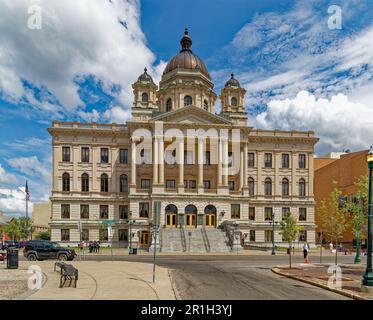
[83,254,358,300]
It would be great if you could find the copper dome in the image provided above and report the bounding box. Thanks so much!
[163,29,211,79]
[225,74,241,88]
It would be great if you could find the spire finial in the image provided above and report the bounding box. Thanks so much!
[184,28,189,35]
[180,28,192,52]
[144,67,147,73]
[231,73,234,78]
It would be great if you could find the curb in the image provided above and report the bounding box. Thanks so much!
[271,267,367,300]
[168,269,182,300]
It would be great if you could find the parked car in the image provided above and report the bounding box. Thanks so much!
[0,250,6,262]
[23,240,76,261]
[2,240,18,250]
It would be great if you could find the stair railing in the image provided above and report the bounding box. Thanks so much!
[180,226,187,252]
[201,226,211,252]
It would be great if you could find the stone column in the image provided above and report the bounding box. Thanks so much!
[222,138,229,186]
[242,143,249,195]
[153,137,159,185]
[240,150,244,191]
[159,138,164,185]
[178,137,184,192]
[198,138,204,192]
[217,137,223,186]
[131,139,136,186]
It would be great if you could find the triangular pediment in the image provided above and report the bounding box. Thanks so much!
[151,105,232,125]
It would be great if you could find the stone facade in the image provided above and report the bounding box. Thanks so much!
[48,30,318,249]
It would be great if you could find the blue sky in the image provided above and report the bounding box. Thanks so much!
[0,0,373,216]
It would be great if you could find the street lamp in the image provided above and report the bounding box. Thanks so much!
[362,146,373,287]
[128,211,136,254]
[269,212,278,255]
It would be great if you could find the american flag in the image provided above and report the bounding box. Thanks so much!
[25,181,30,201]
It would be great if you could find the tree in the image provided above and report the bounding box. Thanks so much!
[318,184,347,265]
[6,219,20,241]
[346,175,369,263]
[280,212,300,269]
[18,217,34,240]
[35,230,51,240]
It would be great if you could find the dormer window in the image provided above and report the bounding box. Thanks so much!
[231,97,238,107]
[184,95,192,107]
[142,92,149,102]
[166,98,172,112]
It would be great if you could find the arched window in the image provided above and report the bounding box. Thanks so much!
[101,173,109,193]
[165,204,178,214]
[81,173,89,192]
[282,178,289,196]
[203,100,209,111]
[248,177,254,196]
[231,97,238,107]
[264,178,272,196]
[185,204,197,214]
[120,174,128,193]
[166,98,172,112]
[299,178,306,197]
[184,95,192,107]
[62,173,70,192]
[204,205,216,214]
[141,92,148,102]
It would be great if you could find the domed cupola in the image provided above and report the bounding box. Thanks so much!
[137,67,154,83]
[163,28,211,79]
[225,74,241,88]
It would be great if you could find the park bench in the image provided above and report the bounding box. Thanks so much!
[54,262,78,288]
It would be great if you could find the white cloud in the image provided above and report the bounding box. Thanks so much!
[77,109,101,122]
[0,187,33,214]
[255,91,373,155]
[8,156,50,182]
[0,0,164,116]
[103,106,132,123]
[0,164,19,186]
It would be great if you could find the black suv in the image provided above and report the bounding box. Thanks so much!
[23,240,76,261]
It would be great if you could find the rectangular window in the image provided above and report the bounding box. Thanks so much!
[166,180,176,189]
[141,179,151,189]
[184,151,194,165]
[100,205,109,219]
[299,208,307,221]
[188,180,196,189]
[99,228,109,241]
[250,230,255,242]
[101,148,109,163]
[299,154,306,169]
[282,207,290,220]
[248,153,255,167]
[228,181,235,191]
[249,207,255,221]
[81,147,90,163]
[204,151,211,165]
[119,205,128,220]
[61,229,70,241]
[62,147,70,162]
[231,204,240,219]
[119,229,128,241]
[80,205,89,219]
[299,230,307,242]
[139,203,149,218]
[61,204,70,219]
[81,229,89,241]
[282,154,290,168]
[264,153,272,168]
[203,180,211,189]
[265,230,273,242]
[265,207,273,221]
[120,149,128,164]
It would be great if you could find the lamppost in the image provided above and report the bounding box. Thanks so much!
[362,147,373,288]
[128,211,136,254]
[269,212,278,255]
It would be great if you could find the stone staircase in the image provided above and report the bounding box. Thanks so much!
[160,227,231,253]
[204,228,231,252]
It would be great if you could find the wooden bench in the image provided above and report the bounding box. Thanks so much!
[54,262,78,288]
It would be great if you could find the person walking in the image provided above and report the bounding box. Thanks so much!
[97,240,101,254]
[303,243,309,263]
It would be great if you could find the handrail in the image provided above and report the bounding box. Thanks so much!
[201,227,211,252]
[180,227,187,252]
[159,228,162,252]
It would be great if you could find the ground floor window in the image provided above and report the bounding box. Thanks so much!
[250,230,255,242]
[61,204,70,219]
[139,203,149,218]
[61,229,70,241]
[231,204,240,219]
[119,229,128,241]
[299,230,307,242]
[100,228,109,241]
[265,230,273,242]
[82,229,89,241]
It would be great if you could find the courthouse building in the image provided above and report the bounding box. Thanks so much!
[48,30,319,251]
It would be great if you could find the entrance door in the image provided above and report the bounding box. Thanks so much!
[185,214,196,228]
[205,214,216,227]
[166,214,177,227]
[140,231,150,246]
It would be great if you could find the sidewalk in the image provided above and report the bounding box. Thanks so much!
[22,261,176,300]
[272,263,371,300]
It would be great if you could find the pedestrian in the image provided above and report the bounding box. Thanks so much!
[303,243,309,263]
[97,240,100,254]
[88,241,92,253]
[93,240,97,253]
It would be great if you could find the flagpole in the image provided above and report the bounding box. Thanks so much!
[25,181,29,241]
